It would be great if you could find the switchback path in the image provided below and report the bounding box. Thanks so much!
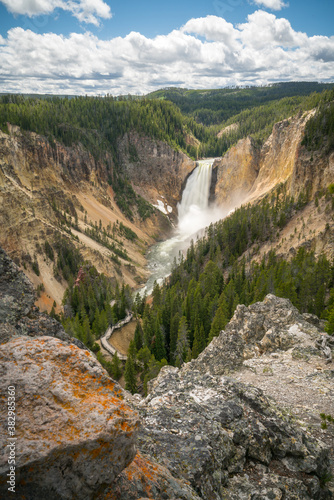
[100,310,133,361]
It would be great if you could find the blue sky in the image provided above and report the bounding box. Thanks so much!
[1,0,334,39]
[0,0,333,95]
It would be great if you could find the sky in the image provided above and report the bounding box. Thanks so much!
[0,0,333,95]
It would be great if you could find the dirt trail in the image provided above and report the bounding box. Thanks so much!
[110,319,138,355]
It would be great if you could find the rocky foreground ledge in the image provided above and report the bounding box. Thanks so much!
[0,247,333,499]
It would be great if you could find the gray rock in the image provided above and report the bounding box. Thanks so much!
[0,246,86,349]
[97,451,201,500]
[133,364,332,500]
[186,294,327,376]
[0,246,35,323]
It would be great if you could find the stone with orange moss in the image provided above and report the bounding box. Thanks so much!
[97,452,201,500]
[0,336,140,499]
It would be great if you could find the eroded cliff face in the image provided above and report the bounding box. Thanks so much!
[213,136,260,206]
[212,111,317,207]
[290,145,334,200]
[118,131,196,217]
[1,254,332,500]
[251,111,315,200]
[0,126,193,310]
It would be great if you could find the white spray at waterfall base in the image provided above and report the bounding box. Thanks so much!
[141,159,230,295]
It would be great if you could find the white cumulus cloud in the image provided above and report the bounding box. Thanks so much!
[252,0,288,11]
[182,15,237,45]
[238,10,307,49]
[0,0,112,25]
[0,12,333,95]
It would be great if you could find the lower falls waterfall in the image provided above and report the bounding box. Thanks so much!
[177,159,213,233]
[142,159,221,295]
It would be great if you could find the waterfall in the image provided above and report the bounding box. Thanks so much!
[177,159,214,236]
[140,158,219,296]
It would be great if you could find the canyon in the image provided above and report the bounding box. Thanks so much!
[0,125,195,312]
[1,107,333,315]
[0,95,334,499]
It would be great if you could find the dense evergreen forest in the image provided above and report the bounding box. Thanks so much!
[147,82,334,124]
[45,234,133,381]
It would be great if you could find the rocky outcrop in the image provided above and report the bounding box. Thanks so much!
[98,451,201,500]
[186,294,329,375]
[0,248,333,499]
[0,336,140,499]
[129,294,333,500]
[0,245,35,325]
[0,248,197,500]
[118,131,196,217]
[0,247,85,348]
[134,365,331,500]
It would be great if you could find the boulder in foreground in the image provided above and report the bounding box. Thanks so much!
[0,336,140,499]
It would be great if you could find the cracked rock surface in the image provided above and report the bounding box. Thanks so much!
[130,365,332,500]
[124,294,334,499]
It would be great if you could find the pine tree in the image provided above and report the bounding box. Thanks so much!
[92,309,101,337]
[105,302,115,326]
[154,323,166,361]
[169,312,180,364]
[137,346,151,374]
[124,355,137,394]
[208,302,228,343]
[192,323,206,359]
[152,280,161,308]
[111,352,122,380]
[143,304,154,348]
[98,310,108,337]
[82,316,94,348]
[175,316,190,367]
[134,322,144,351]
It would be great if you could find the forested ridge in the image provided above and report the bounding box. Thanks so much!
[1,85,334,221]
[0,94,186,156]
[147,82,334,124]
[1,83,333,163]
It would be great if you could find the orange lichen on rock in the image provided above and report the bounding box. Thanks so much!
[97,452,196,500]
[0,336,140,499]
